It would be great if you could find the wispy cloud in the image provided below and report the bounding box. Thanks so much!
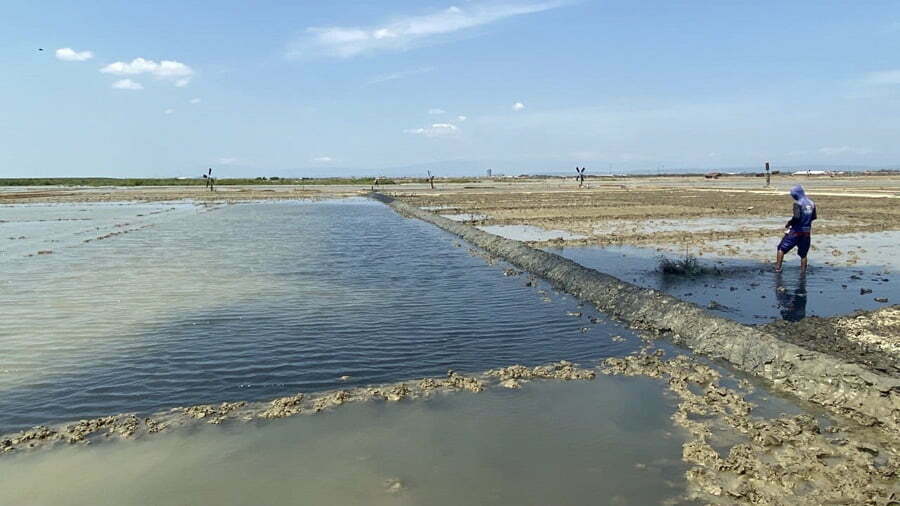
[189,97,201,104]
[218,157,238,165]
[457,115,467,122]
[164,108,175,115]
[428,108,446,115]
[312,156,334,162]
[818,146,872,156]
[861,70,900,86]
[289,2,563,58]
[101,58,194,87]
[55,47,93,62]
[512,101,525,111]
[366,66,435,85]
[111,79,143,90]
[404,123,459,137]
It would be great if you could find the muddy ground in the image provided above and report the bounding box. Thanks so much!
[393,174,900,257]
[763,306,900,375]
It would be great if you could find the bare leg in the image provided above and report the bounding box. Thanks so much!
[775,250,784,272]
[800,256,808,273]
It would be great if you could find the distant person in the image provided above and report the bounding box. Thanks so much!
[372,177,380,192]
[765,162,771,187]
[775,185,817,273]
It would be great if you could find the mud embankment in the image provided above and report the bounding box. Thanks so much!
[0,362,593,455]
[372,193,900,433]
[763,306,900,375]
[603,349,900,505]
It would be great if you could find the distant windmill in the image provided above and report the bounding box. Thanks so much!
[576,166,586,187]
[202,167,215,191]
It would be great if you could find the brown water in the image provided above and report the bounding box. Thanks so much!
[0,378,692,506]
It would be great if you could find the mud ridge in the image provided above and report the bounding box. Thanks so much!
[0,361,594,456]
[372,193,900,433]
[603,348,900,505]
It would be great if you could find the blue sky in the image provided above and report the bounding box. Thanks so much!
[2,0,900,177]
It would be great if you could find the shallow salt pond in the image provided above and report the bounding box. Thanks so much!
[554,242,897,324]
[478,224,587,241]
[0,199,641,433]
[0,378,692,506]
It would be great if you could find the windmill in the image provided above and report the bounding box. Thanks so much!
[576,166,586,187]
[202,168,215,191]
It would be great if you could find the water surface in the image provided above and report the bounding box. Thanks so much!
[555,244,896,323]
[0,199,640,433]
[0,377,691,506]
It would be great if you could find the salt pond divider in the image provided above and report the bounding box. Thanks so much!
[372,193,900,432]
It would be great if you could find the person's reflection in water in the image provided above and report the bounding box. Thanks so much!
[775,271,808,321]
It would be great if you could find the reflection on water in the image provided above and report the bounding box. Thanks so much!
[775,272,807,322]
[555,245,897,324]
[0,378,690,506]
[0,200,641,433]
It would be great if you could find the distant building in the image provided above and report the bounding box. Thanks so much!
[486,169,492,177]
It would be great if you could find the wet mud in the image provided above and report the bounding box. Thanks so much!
[603,348,900,505]
[0,361,595,455]
[374,193,900,435]
[762,306,900,375]
[397,179,900,253]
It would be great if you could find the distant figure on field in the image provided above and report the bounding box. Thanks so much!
[765,162,771,187]
[427,170,435,190]
[372,177,380,191]
[775,185,817,273]
[576,166,586,187]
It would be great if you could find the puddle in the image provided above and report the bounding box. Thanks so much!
[440,213,489,222]
[554,243,897,324]
[0,199,640,434]
[0,378,690,506]
[479,224,587,241]
[591,216,856,236]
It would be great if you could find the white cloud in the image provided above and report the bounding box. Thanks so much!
[457,115,467,122]
[101,58,194,86]
[312,156,334,162]
[55,47,93,62]
[404,123,459,137]
[218,157,238,165]
[289,2,563,58]
[164,108,175,115]
[861,70,900,86]
[428,108,446,115]
[512,101,525,111]
[818,146,872,156]
[111,79,143,90]
[189,98,201,104]
[366,66,435,85]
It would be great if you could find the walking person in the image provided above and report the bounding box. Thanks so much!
[775,185,817,273]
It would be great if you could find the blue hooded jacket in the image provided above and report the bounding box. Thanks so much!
[787,185,816,233]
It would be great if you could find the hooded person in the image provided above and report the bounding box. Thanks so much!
[775,185,817,272]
